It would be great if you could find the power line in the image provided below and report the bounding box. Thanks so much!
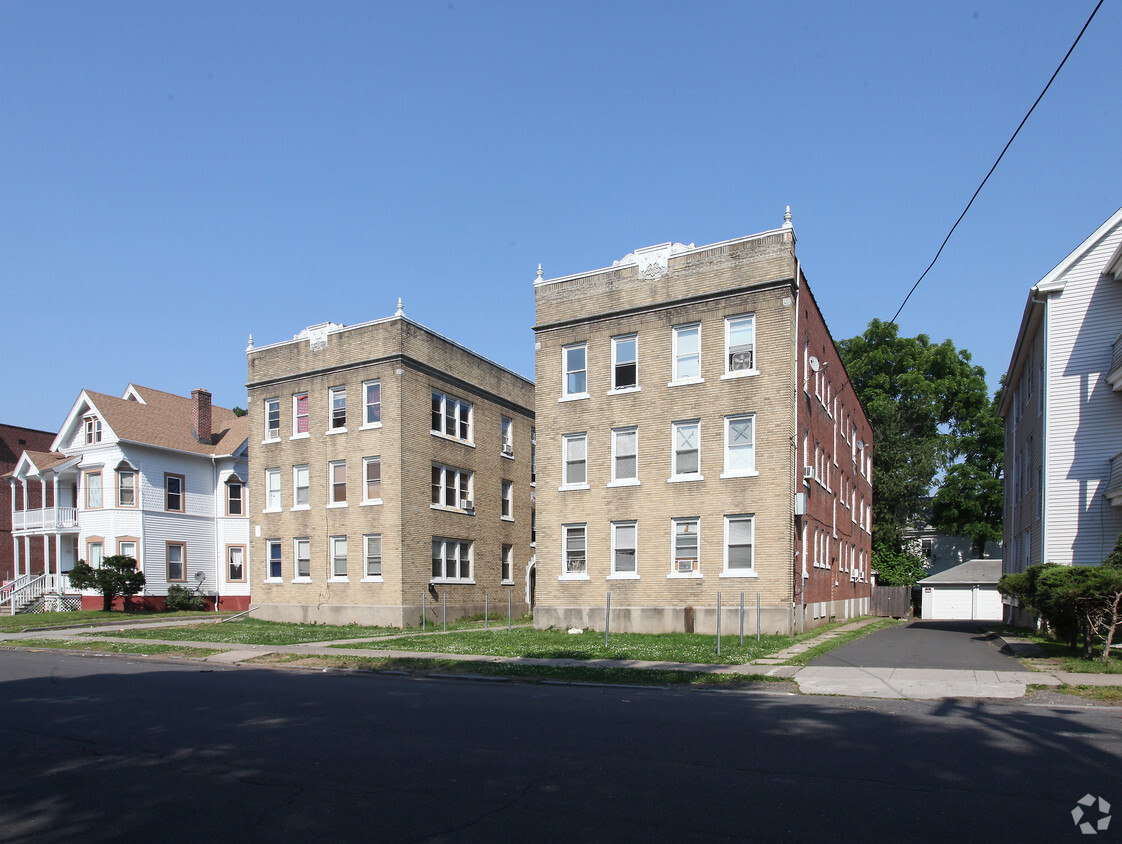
[889,0,1105,325]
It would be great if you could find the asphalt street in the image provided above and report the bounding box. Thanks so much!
[808,620,1025,670]
[1,648,1119,843]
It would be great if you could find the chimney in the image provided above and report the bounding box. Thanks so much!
[192,388,212,444]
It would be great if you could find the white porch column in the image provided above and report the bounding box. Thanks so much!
[12,530,20,579]
[52,474,59,512]
[42,534,50,577]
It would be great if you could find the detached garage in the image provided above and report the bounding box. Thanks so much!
[918,559,1003,621]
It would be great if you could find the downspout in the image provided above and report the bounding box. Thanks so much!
[793,255,805,633]
[212,456,220,612]
[1039,294,1049,567]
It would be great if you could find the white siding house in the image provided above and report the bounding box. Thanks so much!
[3,385,250,613]
[1000,208,1122,578]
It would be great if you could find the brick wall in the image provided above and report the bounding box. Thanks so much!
[0,424,57,581]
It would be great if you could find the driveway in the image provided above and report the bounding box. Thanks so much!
[808,620,1023,671]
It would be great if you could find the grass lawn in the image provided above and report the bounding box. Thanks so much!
[783,618,902,665]
[0,610,225,633]
[997,625,1122,674]
[2,638,222,658]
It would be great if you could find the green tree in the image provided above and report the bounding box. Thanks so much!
[231,406,248,417]
[68,555,146,612]
[838,319,996,552]
[871,543,927,586]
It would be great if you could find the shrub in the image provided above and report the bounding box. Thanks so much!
[164,584,205,612]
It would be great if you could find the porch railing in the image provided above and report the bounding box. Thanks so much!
[0,572,82,614]
[12,507,79,532]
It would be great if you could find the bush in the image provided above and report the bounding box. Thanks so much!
[164,584,205,612]
[68,555,146,612]
[872,544,927,586]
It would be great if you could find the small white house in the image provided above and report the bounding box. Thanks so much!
[917,559,1003,621]
[3,385,249,613]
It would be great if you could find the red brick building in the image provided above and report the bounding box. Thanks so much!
[0,423,57,582]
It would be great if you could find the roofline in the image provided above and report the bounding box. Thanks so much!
[1035,207,1122,293]
[114,438,249,461]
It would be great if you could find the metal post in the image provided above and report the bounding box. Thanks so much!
[443,590,447,631]
[740,591,744,645]
[757,592,761,641]
[422,590,426,630]
[508,589,512,630]
[485,592,488,630]
[605,592,611,646]
[716,591,722,656]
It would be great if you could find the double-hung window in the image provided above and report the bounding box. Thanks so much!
[363,380,381,427]
[724,314,756,376]
[672,324,701,383]
[267,540,282,580]
[84,415,102,444]
[610,427,638,485]
[562,524,587,577]
[671,420,701,479]
[329,461,347,505]
[431,391,472,442]
[611,335,638,391]
[501,480,513,519]
[165,474,185,512]
[363,457,381,503]
[431,464,472,511]
[228,545,246,581]
[87,539,104,568]
[118,467,138,507]
[432,538,472,581]
[167,541,186,582]
[293,465,310,509]
[672,518,699,575]
[85,471,103,509]
[294,538,311,580]
[264,398,281,441]
[501,416,513,456]
[364,534,382,579]
[117,539,138,561]
[328,386,347,431]
[562,343,588,398]
[723,515,755,576]
[264,468,281,511]
[330,536,347,579]
[610,521,638,578]
[562,433,588,489]
[501,544,513,583]
[530,427,536,484]
[292,392,309,437]
[723,414,756,477]
[226,480,243,516]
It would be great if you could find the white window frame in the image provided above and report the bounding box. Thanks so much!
[723,314,757,378]
[362,456,382,505]
[561,523,588,580]
[670,420,702,481]
[501,543,514,584]
[294,537,311,581]
[721,514,756,578]
[292,392,310,438]
[530,427,537,485]
[562,342,589,400]
[117,539,138,561]
[501,416,513,457]
[670,323,702,385]
[266,539,283,582]
[227,545,246,582]
[561,433,589,490]
[330,535,348,581]
[84,415,102,444]
[609,426,639,487]
[328,386,347,433]
[292,464,310,510]
[609,334,639,393]
[264,398,281,442]
[431,463,473,512]
[166,541,186,583]
[362,380,382,429]
[722,413,757,478]
[328,460,347,507]
[363,534,383,581]
[85,470,103,509]
[264,468,281,512]
[431,390,474,444]
[431,537,473,583]
[501,479,513,520]
[669,517,701,578]
[609,521,638,579]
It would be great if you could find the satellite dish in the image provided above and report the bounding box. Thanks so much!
[194,571,206,583]
[808,356,821,372]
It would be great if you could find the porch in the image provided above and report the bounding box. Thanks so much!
[0,573,82,615]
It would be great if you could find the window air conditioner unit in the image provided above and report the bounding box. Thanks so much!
[502,444,513,455]
[803,466,815,480]
[677,558,697,573]
[460,499,473,511]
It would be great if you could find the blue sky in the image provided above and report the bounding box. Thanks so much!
[2,1,1119,433]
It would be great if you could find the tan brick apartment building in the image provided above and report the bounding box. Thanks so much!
[246,311,535,626]
[532,214,873,634]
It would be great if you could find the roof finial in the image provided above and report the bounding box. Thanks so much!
[395,297,405,317]
[536,263,543,281]
[246,334,254,351]
[782,206,793,229]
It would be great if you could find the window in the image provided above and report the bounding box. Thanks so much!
[363,380,381,427]
[431,464,472,511]
[329,386,347,431]
[267,540,282,580]
[725,315,756,375]
[724,515,755,575]
[501,544,513,583]
[329,461,347,505]
[84,416,102,444]
[672,421,701,478]
[264,398,281,441]
[501,480,513,519]
[672,324,701,382]
[85,471,103,509]
[294,538,311,579]
[611,335,638,391]
[228,545,246,581]
[563,343,588,398]
[86,539,104,567]
[292,392,309,436]
[293,465,310,508]
[330,536,347,579]
[167,541,186,582]
[363,457,382,503]
[563,524,587,577]
[559,433,589,489]
[530,427,536,484]
[264,468,281,512]
[432,538,472,581]
[226,480,243,516]
[610,427,638,485]
[431,391,473,442]
[723,414,756,476]
[611,521,638,577]
[165,474,185,512]
[673,518,699,575]
[531,509,537,546]
[117,469,137,507]
[364,534,382,578]
[501,416,513,456]
[117,538,138,560]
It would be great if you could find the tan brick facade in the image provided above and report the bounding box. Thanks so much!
[532,226,873,634]
[247,317,535,626]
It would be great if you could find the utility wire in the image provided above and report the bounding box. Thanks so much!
[889,0,1105,324]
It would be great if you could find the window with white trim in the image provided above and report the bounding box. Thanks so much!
[267,539,282,580]
[85,471,103,509]
[501,479,513,519]
[610,426,638,484]
[328,386,347,431]
[165,473,185,512]
[432,537,472,581]
[610,521,638,577]
[167,541,186,582]
[563,524,587,576]
[294,537,311,579]
[117,539,138,561]
[501,416,513,456]
[725,314,756,375]
[672,324,701,382]
[293,465,310,509]
[501,543,513,583]
[293,392,310,436]
[563,343,588,398]
[530,427,537,484]
[264,398,280,441]
[611,335,637,391]
[226,479,243,516]
[329,460,347,505]
[330,535,347,579]
[363,457,381,503]
[672,420,700,479]
[431,390,473,442]
[724,414,756,476]
[364,534,382,578]
[562,433,587,488]
[431,463,473,511]
[264,468,281,511]
[228,545,246,582]
[87,539,104,568]
[723,515,754,575]
[673,518,699,574]
[118,469,137,508]
[363,380,381,427]
[84,415,102,444]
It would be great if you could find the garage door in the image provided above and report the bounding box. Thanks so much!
[932,588,974,620]
[925,586,1004,621]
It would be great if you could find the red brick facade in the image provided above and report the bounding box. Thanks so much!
[0,423,58,582]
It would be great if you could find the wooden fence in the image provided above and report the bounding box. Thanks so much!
[870,585,912,618]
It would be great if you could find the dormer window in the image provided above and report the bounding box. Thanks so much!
[84,416,102,444]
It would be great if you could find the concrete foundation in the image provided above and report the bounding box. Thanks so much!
[254,600,531,628]
[534,604,796,636]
